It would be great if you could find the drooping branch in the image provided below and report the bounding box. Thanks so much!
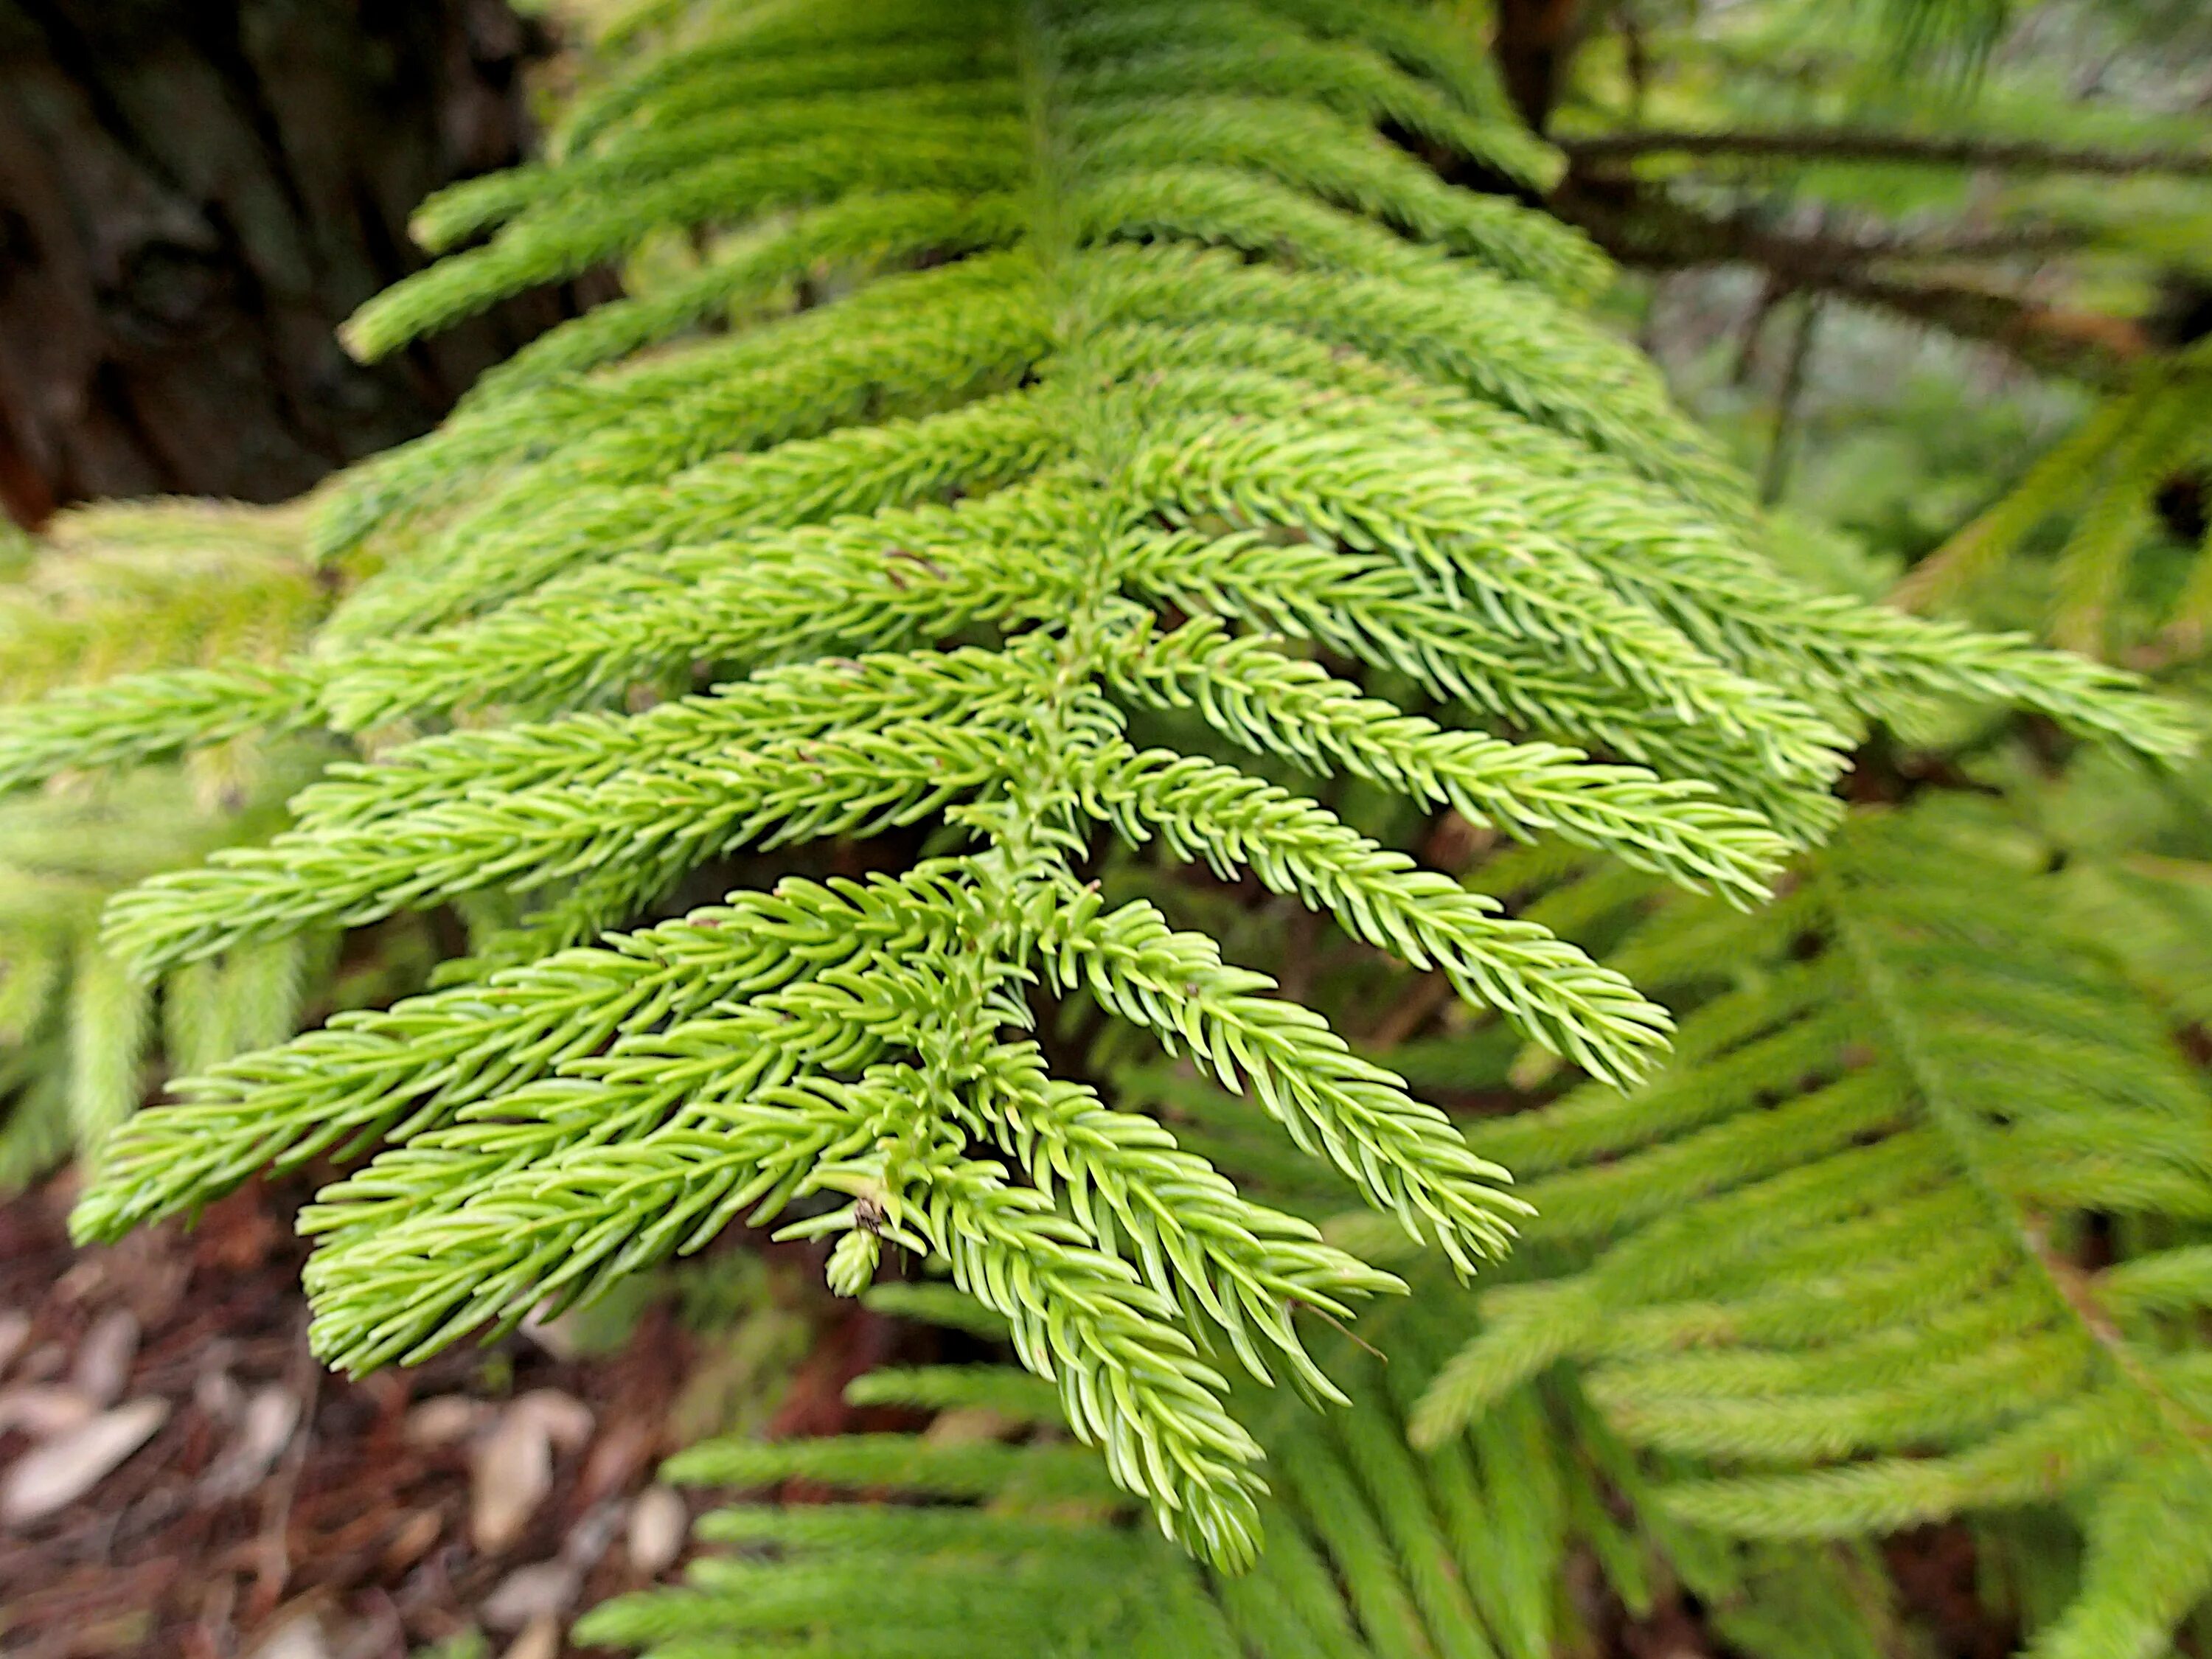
[1554,175,2149,383]
[1470,1,2158,386]
[1561,127,2212,178]
[1759,294,1821,507]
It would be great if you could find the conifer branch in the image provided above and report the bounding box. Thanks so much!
[31,0,2188,1567]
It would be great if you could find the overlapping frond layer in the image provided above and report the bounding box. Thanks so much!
[580,1284,1910,1659]
[0,761,332,1188]
[0,501,331,1186]
[0,498,318,701]
[0,498,326,794]
[36,0,2185,1562]
[2000,740,2212,1032]
[1413,806,2212,1657]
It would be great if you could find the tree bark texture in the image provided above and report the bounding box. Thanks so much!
[0,0,588,524]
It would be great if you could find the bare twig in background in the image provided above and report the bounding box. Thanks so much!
[1562,127,2212,176]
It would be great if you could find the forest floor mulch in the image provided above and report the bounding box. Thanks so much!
[0,1174,695,1659]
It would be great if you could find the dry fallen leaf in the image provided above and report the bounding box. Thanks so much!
[201,1385,301,1499]
[69,1309,138,1405]
[405,1395,488,1447]
[626,1485,688,1576]
[194,1368,246,1422]
[503,1613,561,1659]
[509,1388,593,1453]
[243,1612,331,1659]
[1,1397,168,1524]
[471,1408,554,1554]
[0,1385,97,1439]
[518,1310,582,1362]
[0,1310,29,1377]
[378,1509,445,1575]
[482,1559,580,1631]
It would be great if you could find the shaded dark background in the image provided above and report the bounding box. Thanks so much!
[0,0,584,525]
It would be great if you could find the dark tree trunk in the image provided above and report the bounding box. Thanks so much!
[0,0,588,524]
[1492,0,1584,135]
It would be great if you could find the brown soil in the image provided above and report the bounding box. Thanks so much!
[0,1175,692,1659]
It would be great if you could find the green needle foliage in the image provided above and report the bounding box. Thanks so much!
[0,765,319,1192]
[580,801,2212,1658]
[0,501,330,1188]
[1416,806,2212,1658]
[24,0,2185,1564]
[0,497,320,702]
[1996,737,2212,1034]
[581,1285,1910,1659]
